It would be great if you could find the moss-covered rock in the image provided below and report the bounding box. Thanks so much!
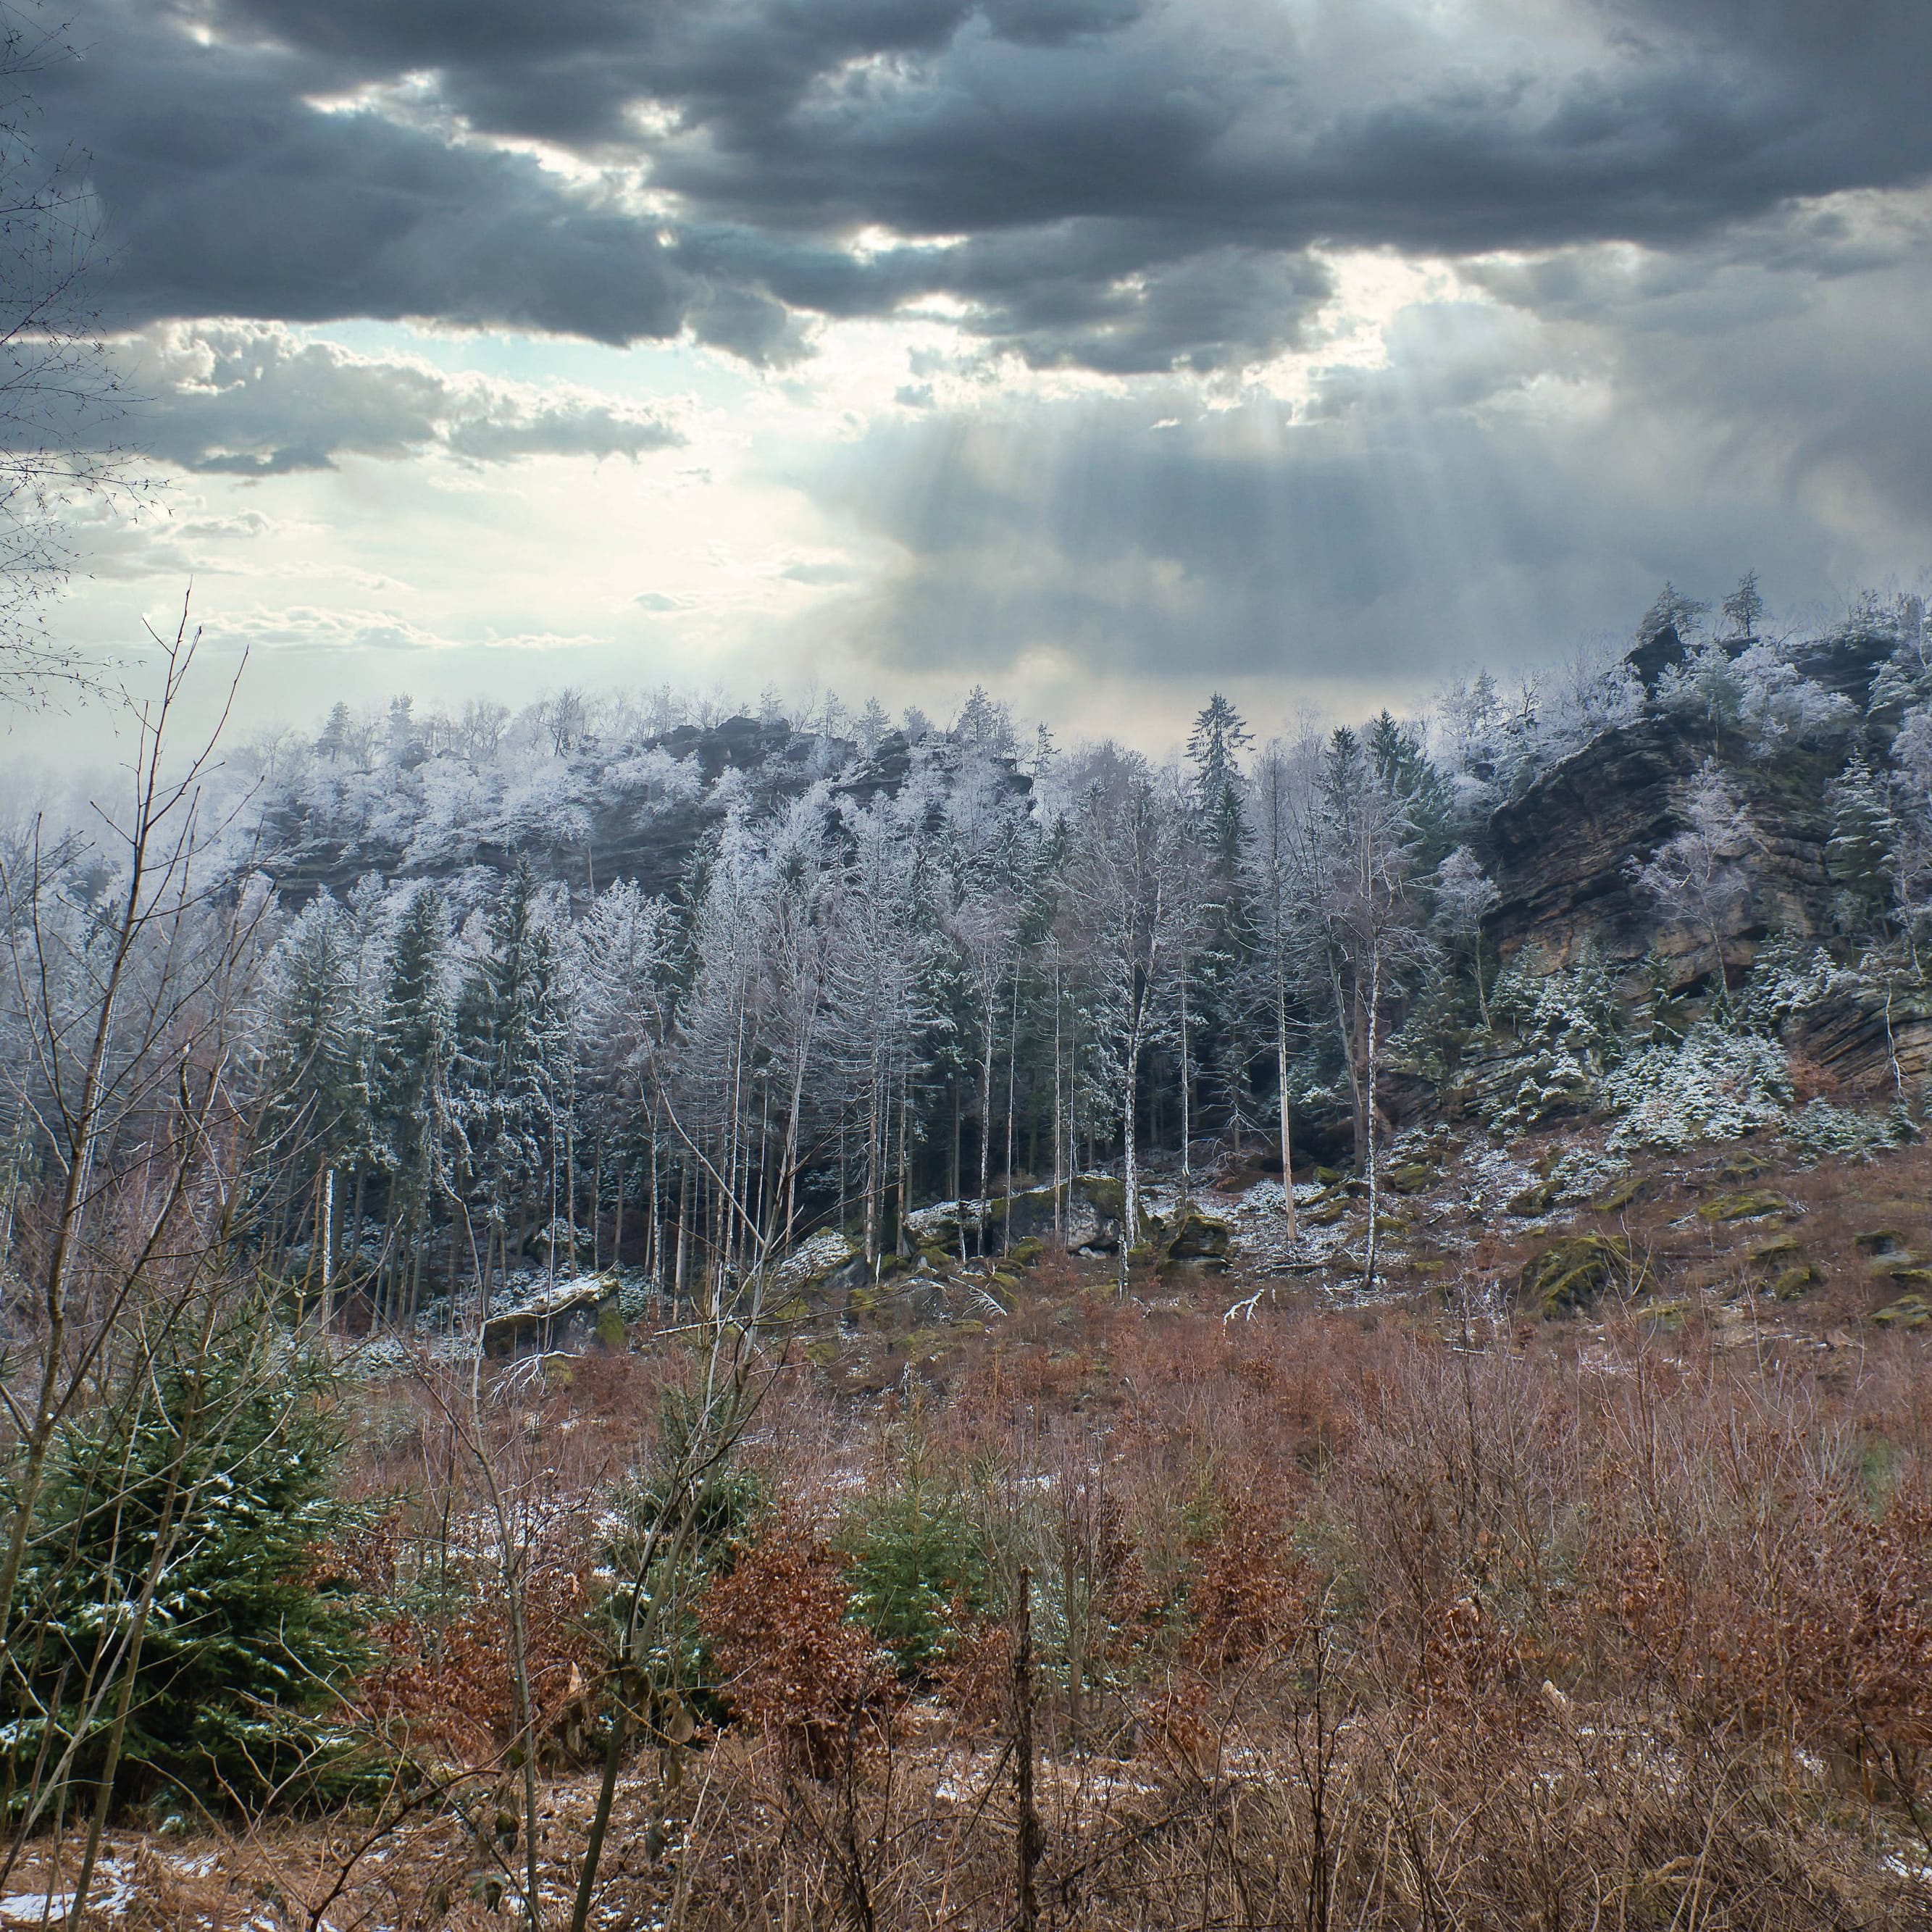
[1314,1165,1346,1186]
[1854,1229,1910,1257]
[1518,1234,1637,1316]
[1771,1265,1821,1300]
[1591,1173,1649,1213]
[1384,1161,1437,1196]
[1158,1204,1231,1275]
[1873,1264,1932,1289]
[1871,1295,1931,1329]
[1749,1234,1803,1266]
[1714,1153,1770,1186]
[1507,1180,1560,1216]
[1697,1190,1792,1223]
[1304,1197,1351,1227]
[1005,1236,1045,1268]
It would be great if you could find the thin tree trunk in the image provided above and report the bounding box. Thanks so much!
[1363,940,1383,1287]
[1275,966,1298,1242]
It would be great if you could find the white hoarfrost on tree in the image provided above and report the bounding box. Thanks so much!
[1628,761,1760,1009]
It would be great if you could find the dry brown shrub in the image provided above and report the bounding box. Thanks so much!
[357,1550,598,1768]
[697,1515,898,1776]
[1184,1506,1312,1675]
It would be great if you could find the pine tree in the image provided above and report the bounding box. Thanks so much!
[1187,693,1253,866]
[262,894,372,1295]
[461,858,571,1293]
[372,885,455,1313]
[0,1314,374,1812]
[1826,754,1899,931]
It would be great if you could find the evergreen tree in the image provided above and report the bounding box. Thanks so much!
[1187,693,1253,865]
[1366,710,1455,872]
[1826,754,1899,931]
[1720,569,1764,643]
[0,1316,373,1811]
[461,858,571,1286]
[261,895,372,1289]
[372,886,455,1309]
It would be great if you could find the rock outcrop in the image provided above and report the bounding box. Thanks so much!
[1482,713,1839,992]
[482,1274,621,1358]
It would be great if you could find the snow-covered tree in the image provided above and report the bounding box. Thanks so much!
[1628,761,1759,1011]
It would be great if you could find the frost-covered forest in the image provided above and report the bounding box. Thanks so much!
[8,592,1932,1926]
[9,578,1928,1331]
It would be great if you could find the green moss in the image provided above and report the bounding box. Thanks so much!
[1639,1297,1692,1329]
[1771,1265,1820,1300]
[1749,1234,1802,1265]
[1384,1161,1437,1195]
[1871,1295,1931,1329]
[1518,1234,1636,1316]
[1697,1190,1792,1222]
[1314,1164,1346,1185]
[1591,1174,1649,1213]
[1305,1197,1351,1226]
[1507,1181,1560,1216]
[594,1305,628,1352]
[1080,1176,1126,1219]
[1006,1237,1045,1267]
[1873,1263,1932,1289]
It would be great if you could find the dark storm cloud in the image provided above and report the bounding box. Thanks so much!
[799,229,1932,689]
[50,0,1932,372]
[121,323,684,474]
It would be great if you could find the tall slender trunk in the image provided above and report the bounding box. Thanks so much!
[895,1050,912,1256]
[1178,963,1192,1194]
[1274,963,1298,1241]
[977,994,996,1258]
[590,1131,603,1271]
[1363,940,1384,1287]
[1051,965,1064,1243]
[1118,1030,1140,1296]
[1002,955,1021,1250]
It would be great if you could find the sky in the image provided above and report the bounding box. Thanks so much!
[20,0,1932,753]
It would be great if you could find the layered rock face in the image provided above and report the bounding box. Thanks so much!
[1478,627,1931,1097]
[1479,621,1906,992]
[1482,714,1839,992]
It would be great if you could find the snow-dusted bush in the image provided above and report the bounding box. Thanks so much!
[606,745,704,807]
[1731,936,1834,1034]
[1545,1145,1629,1201]
[1784,1100,1918,1166]
[1603,1022,1793,1152]
[1655,640,1852,756]
[1480,945,1623,1134]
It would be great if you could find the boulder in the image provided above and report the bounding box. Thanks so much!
[1871,1295,1931,1329]
[1158,1203,1231,1276]
[1697,1190,1792,1223]
[482,1274,620,1359]
[1518,1234,1638,1316]
[1590,1172,1649,1213]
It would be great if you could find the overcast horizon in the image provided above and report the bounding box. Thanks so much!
[15,0,1932,756]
